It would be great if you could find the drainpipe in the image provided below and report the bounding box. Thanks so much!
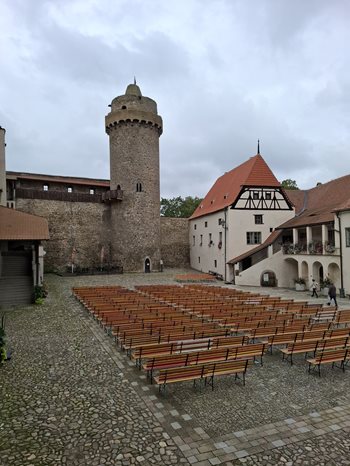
[224,208,227,282]
[336,213,345,297]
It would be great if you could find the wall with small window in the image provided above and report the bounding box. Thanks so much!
[227,206,294,268]
[189,210,226,277]
[341,212,350,294]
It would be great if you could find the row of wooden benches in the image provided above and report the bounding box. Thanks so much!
[73,285,350,389]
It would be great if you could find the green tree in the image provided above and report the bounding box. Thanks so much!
[160,196,202,218]
[281,179,299,190]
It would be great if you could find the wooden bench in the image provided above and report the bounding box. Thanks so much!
[153,359,249,392]
[310,308,338,323]
[280,341,318,365]
[131,334,249,365]
[281,337,350,365]
[307,348,350,376]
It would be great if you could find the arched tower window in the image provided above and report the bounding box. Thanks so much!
[117,184,121,191]
[136,182,142,192]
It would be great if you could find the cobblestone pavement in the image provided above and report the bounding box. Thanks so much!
[1,270,350,465]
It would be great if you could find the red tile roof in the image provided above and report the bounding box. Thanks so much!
[190,154,280,219]
[227,230,282,264]
[278,175,350,229]
[0,206,49,240]
[6,171,110,188]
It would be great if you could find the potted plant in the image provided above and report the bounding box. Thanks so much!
[294,277,306,291]
[324,242,335,253]
[320,277,332,296]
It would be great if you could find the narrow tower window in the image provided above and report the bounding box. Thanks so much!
[43,184,49,191]
[136,182,142,192]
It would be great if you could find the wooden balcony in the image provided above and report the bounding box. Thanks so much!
[16,188,103,203]
[101,190,123,202]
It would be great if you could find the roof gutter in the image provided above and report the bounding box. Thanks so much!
[336,212,345,297]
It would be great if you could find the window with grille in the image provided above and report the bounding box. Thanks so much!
[346,228,350,247]
[246,232,262,244]
[254,215,263,224]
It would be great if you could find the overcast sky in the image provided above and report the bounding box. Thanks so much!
[1,0,349,198]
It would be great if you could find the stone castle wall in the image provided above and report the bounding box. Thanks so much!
[15,199,189,272]
[16,199,111,272]
[160,217,190,268]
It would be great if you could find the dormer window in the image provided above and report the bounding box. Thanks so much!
[136,182,142,192]
[43,184,49,191]
[266,192,271,200]
[253,191,259,200]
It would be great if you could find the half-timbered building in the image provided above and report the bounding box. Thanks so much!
[189,151,294,282]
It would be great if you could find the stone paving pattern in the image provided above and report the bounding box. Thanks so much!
[1,269,350,465]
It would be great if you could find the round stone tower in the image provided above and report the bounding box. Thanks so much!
[105,82,163,272]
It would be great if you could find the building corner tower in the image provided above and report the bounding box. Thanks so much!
[105,82,163,272]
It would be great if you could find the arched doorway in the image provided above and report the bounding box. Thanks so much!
[328,263,341,287]
[301,261,309,285]
[284,258,298,287]
[144,258,151,273]
[312,261,323,283]
[260,271,277,287]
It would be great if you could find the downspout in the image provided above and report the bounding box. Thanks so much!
[224,207,227,282]
[336,212,345,297]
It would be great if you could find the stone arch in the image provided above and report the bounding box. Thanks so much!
[327,262,341,287]
[284,257,298,288]
[144,257,151,273]
[312,261,323,283]
[260,270,277,287]
[301,261,309,285]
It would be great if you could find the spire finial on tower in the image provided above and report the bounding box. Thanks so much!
[257,139,260,155]
[134,76,136,85]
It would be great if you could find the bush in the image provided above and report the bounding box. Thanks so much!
[294,277,306,285]
[33,283,48,303]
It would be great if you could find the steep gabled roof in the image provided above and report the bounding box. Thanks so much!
[278,174,350,229]
[190,154,280,219]
[0,206,49,240]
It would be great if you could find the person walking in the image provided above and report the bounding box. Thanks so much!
[310,279,318,298]
[328,283,338,310]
